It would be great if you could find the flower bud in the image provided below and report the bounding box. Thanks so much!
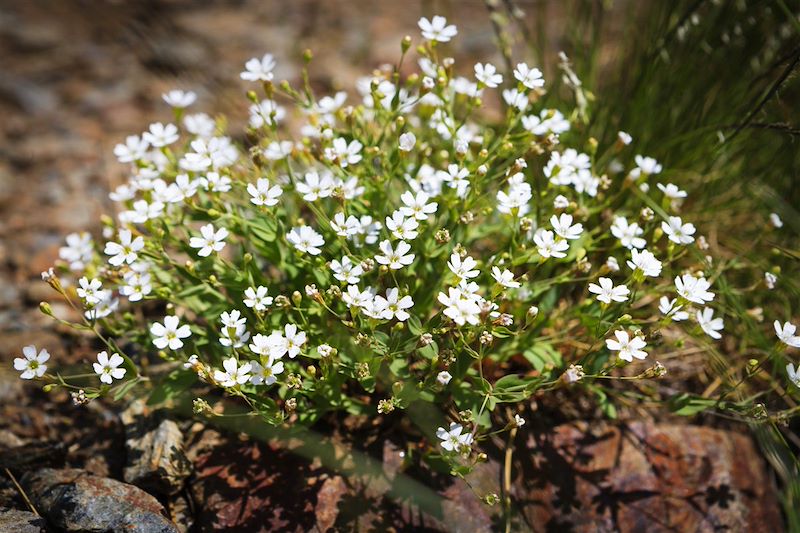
[39,301,53,317]
[291,291,302,305]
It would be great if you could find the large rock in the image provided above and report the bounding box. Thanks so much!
[517,421,783,532]
[0,509,46,533]
[20,468,178,533]
[121,400,191,495]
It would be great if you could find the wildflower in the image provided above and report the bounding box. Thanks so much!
[657,183,687,199]
[606,256,620,272]
[240,53,276,82]
[770,213,783,228]
[317,344,336,358]
[113,135,149,163]
[502,88,528,111]
[786,364,800,387]
[375,240,415,270]
[264,140,293,160]
[198,172,231,193]
[437,164,470,198]
[104,229,144,267]
[562,364,584,383]
[330,256,363,284]
[247,178,282,207]
[662,216,696,245]
[189,223,228,257]
[437,371,453,385]
[249,356,284,386]
[400,190,438,220]
[491,267,520,289]
[617,131,632,145]
[143,122,179,147]
[296,170,335,201]
[659,296,688,321]
[121,199,164,224]
[287,226,325,256]
[533,229,569,259]
[184,112,215,137]
[372,288,414,321]
[386,211,420,240]
[606,330,648,362]
[513,63,544,89]
[523,109,569,135]
[551,213,583,240]
[399,132,416,152]
[633,155,662,176]
[697,307,724,339]
[77,277,103,305]
[162,90,197,108]
[627,249,662,278]
[436,422,473,452]
[553,195,570,209]
[775,321,800,348]
[13,345,49,379]
[765,272,777,289]
[611,217,646,249]
[93,351,126,384]
[248,99,285,128]
[675,274,714,304]
[325,137,363,167]
[418,15,457,42]
[342,285,375,309]
[514,414,526,427]
[213,357,252,387]
[438,288,481,326]
[281,324,307,358]
[59,232,94,271]
[243,286,273,311]
[84,292,119,320]
[588,277,630,304]
[448,253,479,280]
[219,310,250,348]
[474,63,502,88]
[151,315,192,350]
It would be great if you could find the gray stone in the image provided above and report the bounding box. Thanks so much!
[0,509,46,533]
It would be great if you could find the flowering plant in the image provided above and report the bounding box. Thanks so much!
[20,15,799,476]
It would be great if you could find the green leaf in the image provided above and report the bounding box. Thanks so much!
[668,393,717,416]
[147,369,197,406]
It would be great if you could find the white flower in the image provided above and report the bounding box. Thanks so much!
[213,357,252,387]
[84,291,119,320]
[372,288,414,321]
[162,89,197,108]
[325,137,363,167]
[120,270,152,302]
[198,172,231,193]
[248,99,285,128]
[436,422,473,452]
[104,229,144,267]
[437,164,470,198]
[617,131,632,145]
[765,272,777,289]
[588,277,630,304]
[59,232,94,271]
[13,345,49,380]
[113,135,149,163]
[151,316,192,350]
[448,253,479,280]
[243,286,273,312]
[497,173,532,216]
[775,321,800,348]
[437,371,453,385]
[657,183,687,199]
[474,62,502,88]
[142,122,179,147]
[697,308,724,339]
[770,213,783,228]
[606,330,648,362]
[563,364,585,383]
[241,53,276,82]
[399,132,416,152]
[386,211,420,240]
[553,195,570,209]
[249,356,284,386]
[287,226,325,256]
[662,216,695,245]
[611,217,646,249]
[189,223,228,257]
[375,240,415,270]
[523,109,569,135]
[513,62,544,89]
[296,170,335,201]
[184,112,215,137]
[786,363,800,387]
[438,288,481,326]
[659,296,689,321]
[330,256,363,284]
[502,88,528,111]
[514,414,526,427]
[248,178,282,207]
[219,310,250,348]
[492,267,520,289]
[93,351,126,384]
[675,274,714,304]
[400,190,438,220]
[77,277,103,305]
[342,285,375,309]
[264,140,293,160]
[627,249,662,278]
[551,213,583,240]
[533,229,569,259]
[418,15,457,42]
[634,155,662,175]
[121,199,165,224]
[282,324,307,358]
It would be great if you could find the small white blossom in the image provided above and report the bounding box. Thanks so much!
[588,277,630,304]
[151,316,192,350]
[241,53,276,82]
[627,249,662,278]
[697,308,724,339]
[375,240,415,270]
[287,226,325,256]
[611,217,646,249]
[436,422,473,452]
[491,267,520,289]
[371,288,414,321]
[534,229,569,259]
[325,138,363,167]
[765,272,777,290]
[659,296,689,321]
[297,170,335,201]
[162,89,197,108]
[214,357,252,387]
[675,274,714,304]
[13,345,49,380]
[59,232,94,271]
[770,213,783,228]
[189,224,228,257]
[787,363,800,387]
[633,155,662,175]
[551,213,583,240]
[330,257,363,284]
[606,330,648,362]
[474,62,502,88]
[77,277,103,305]
[399,132,416,152]
[448,253,479,280]
[243,286,273,312]
[386,211,420,240]
[248,178,282,207]
[617,131,632,145]
[93,351,126,384]
[437,371,452,385]
[418,15,457,42]
[104,229,144,267]
[775,321,800,348]
[662,216,696,245]
[249,356,284,386]
[513,62,544,89]
[143,122,179,147]
[657,183,687,199]
[400,190,438,220]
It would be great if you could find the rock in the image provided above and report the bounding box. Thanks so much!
[121,399,191,495]
[0,509,47,533]
[517,421,783,532]
[21,468,178,533]
[314,475,347,532]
